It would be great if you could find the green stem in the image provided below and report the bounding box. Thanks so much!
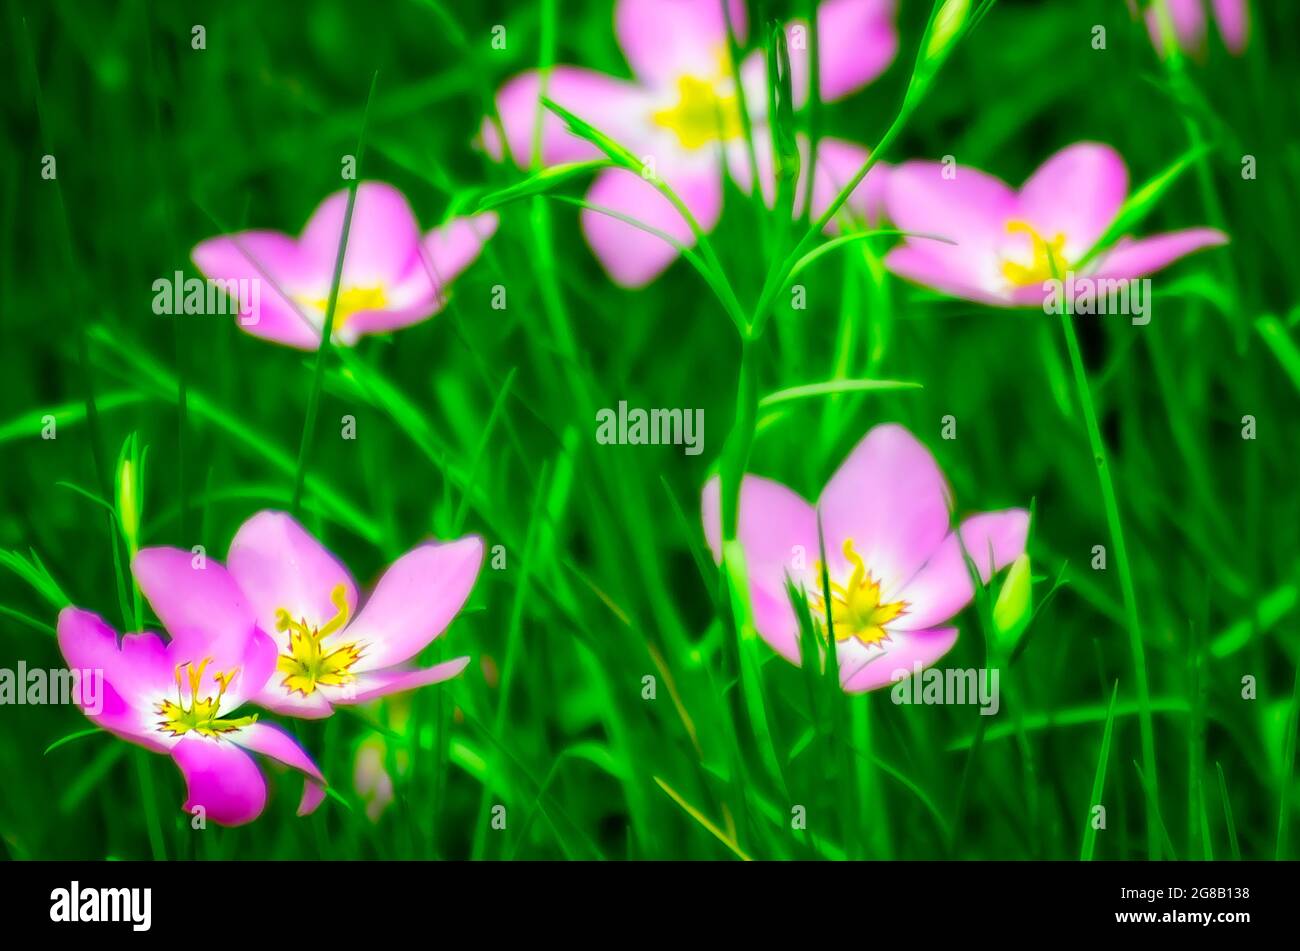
[291,72,379,515]
[751,102,913,337]
[1056,304,1159,859]
[801,0,821,225]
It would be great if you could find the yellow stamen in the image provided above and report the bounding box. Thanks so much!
[652,74,743,150]
[1001,219,1069,287]
[274,583,363,696]
[811,539,908,647]
[297,286,389,336]
[157,658,257,737]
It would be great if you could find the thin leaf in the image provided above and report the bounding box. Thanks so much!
[653,776,752,861]
[474,160,613,212]
[1080,681,1119,860]
[759,378,922,409]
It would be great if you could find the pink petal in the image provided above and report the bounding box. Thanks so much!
[299,779,327,816]
[801,0,898,103]
[226,510,359,639]
[328,658,471,704]
[343,537,483,672]
[840,626,958,692]
[885,160,1016,245]
[702,474,819,663]
[1145,0,1207,56]
[299,182,422,289]
[170,736,267,826]
[615,0,746,87]
[329,298,443,345]
[1211,0,1249,53]
[58,608,168,708]
[883,244,1011,306]
[749,584,807,664]
[1017,142,1128,260]
[702,474,819,583]
[723,131,775,206]
[252,681,336,720]
[97,682,173,751]
[489,67,651,168]
[55,609,171,749]
[581,164,722,287]
[343,212,499,340]
[883,160,1015,297]
[1090,227,1228,280]
[190,233,322,350]
[816,424,955,597]
[227,721,327,817]
[890,509,1030,632]
[422,212,500,285]
[737,49,773,125]
[133,546,262,661]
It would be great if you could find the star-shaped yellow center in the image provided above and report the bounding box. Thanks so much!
[812,538,908,647]
[275,583,363,696]
[157,658,257,737]
[298,285,389,336]
[1001,219,1070,287]
[652,73,743,150]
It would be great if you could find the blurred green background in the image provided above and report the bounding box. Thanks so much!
[2,0,1298,860]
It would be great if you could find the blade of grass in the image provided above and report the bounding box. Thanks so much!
[653,776,752,861]
[1050,248,1159,859]
[758,377,922,408]
[1216,761,1241,861]
[291,70,380,514]
[1081,681,1119,860]
[44,728,103,756]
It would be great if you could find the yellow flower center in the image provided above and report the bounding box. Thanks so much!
[157,658,257,737]
[652,74,743,150]
[812,539,908,646]
[1000,219,1070,287]
[298,285,388,335]
[275,583,363,696]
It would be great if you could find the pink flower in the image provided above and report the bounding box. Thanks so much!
[56,605,325,826]
[133,511,481,720]
[702,424,1028,692]
[1138,0,1249,57]
[192,182,497,350]
[483,0,897,287]
[882,142,1228,307]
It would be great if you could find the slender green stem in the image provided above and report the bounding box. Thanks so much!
[1055,303,1159,859]
[541,97,747,332]
[290,71,379,514]
[801,0,822,225]
[751,103,913,336]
